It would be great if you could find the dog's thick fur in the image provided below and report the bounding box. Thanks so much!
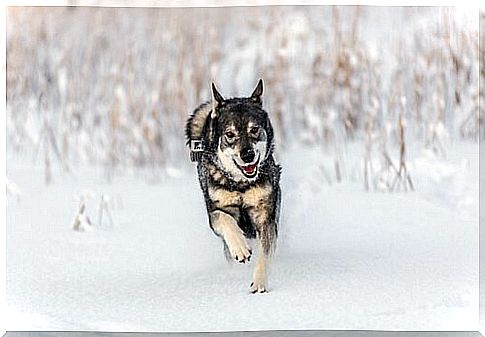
[185,79,281,293]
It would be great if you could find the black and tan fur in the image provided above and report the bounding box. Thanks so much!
[185,79,281,293]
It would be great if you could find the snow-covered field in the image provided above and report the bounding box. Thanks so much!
[5,142,478,331]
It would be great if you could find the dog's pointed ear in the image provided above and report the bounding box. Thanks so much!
[250,79,263,104]
[211,82,225,118]
[211,82,225,104]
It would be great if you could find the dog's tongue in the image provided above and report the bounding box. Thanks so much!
[243,163,256,174]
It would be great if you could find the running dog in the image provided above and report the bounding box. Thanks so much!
[185,79,281,293]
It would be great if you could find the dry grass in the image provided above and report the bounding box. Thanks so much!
[6,6,480,187]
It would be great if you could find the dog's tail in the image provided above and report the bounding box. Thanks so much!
[185,101,212,146]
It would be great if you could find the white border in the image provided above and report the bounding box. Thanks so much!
[1,1,7,336]
[2,0,484,8]
[0,1,481,335]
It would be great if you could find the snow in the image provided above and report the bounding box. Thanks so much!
[5,141,478,331]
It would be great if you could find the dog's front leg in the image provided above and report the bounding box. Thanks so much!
[210,210,252,263]
[249,217,276,294]
[249,233,269,293]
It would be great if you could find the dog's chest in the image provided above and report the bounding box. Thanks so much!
[209,184,272,209]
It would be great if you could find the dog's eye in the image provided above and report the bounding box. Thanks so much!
[225,131,236,139]
[250,126,259,134]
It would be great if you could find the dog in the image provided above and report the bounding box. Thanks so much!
[185,79,281,293]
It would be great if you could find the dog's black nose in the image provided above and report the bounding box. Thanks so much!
[240,148,255,163]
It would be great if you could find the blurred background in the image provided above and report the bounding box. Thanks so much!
[6,6,481,186]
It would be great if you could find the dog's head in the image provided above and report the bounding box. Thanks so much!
[208,80,274,182]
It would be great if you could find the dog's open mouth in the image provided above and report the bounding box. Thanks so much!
[235,155,260,178]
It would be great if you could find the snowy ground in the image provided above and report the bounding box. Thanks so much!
[5,142,479,331]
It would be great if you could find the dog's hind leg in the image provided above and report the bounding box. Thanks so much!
[210,210,252,263]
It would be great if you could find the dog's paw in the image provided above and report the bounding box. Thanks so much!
[249,280,267,294]
[231,243,252,264]
[225,231,252,263]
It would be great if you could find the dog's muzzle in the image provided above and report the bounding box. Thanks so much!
[234,153,260,178]
[240,148,256,164]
